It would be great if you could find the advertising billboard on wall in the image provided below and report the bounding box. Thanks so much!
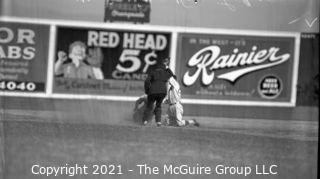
[53,26,171,96]
[176,32,299,105]
[0,22,49,93]
[104,0,151,24]
[296,33,319,106]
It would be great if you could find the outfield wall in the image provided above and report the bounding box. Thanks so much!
[0,17,318,120]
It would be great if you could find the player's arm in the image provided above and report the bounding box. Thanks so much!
[166,68,176,79]
[163,81,171,104]
[144,72,153,95]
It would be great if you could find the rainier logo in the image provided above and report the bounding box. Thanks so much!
[182,45,290,86]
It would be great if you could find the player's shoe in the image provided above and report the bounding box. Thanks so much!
[156,122,162,127]
[192,119,200,127]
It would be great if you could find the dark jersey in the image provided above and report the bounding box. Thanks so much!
[144,67,175,95]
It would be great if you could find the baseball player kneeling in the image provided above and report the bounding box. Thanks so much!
[164,77,199,127]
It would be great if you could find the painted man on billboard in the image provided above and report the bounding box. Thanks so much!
[54,41,103,80]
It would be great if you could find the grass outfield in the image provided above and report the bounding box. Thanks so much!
[1,119,317,179]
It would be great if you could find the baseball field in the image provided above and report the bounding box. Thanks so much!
[0,98,318,179]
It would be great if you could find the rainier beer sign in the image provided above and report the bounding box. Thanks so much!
[183,45,290,85]
[176,33,299,105]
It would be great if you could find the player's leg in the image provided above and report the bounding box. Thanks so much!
[142,94,156,125]
[176,104,200,127]
[154,93,166,126]
[165,105,178,126]
[175,104,186,127]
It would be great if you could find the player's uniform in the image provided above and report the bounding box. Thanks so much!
[143,65,175,125]
[165,77,199,127]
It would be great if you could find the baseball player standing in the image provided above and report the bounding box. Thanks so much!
[143,58,175,126]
